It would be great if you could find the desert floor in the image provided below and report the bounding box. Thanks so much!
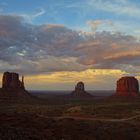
[0,93,140,140]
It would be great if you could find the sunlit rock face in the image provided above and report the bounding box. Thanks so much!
[71,82,92,97]
[116,76,139,96]
[0,72,31,98]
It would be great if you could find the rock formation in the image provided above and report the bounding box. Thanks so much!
[2,72,24,90]
[71,82,92,97]
[116,76,139,96]
[0,72,31,98]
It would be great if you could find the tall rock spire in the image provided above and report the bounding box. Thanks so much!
[21,76,25,89]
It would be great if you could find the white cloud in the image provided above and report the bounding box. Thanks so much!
[14,8,46,23]
[86,20,113,34]
[32,8,46,18]
[89,0,140,18]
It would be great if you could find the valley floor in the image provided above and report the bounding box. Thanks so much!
[1,94,140,140]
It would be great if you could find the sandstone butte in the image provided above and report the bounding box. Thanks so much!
[0,72,31,98]
[71,81,92,97]
[116,76,139,96]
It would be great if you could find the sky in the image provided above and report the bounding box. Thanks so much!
[0,0,140,90]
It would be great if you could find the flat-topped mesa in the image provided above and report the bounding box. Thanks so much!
[2,72,24,90]
[116,76,139,96]
[71,82,92,97]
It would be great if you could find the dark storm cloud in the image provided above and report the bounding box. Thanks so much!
[0,14,140,74]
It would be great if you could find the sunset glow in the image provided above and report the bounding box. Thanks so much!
[0,0,140,90]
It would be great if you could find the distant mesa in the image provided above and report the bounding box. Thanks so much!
[115,76,139,96]
[0,72,31,98]
[71,81,92,97]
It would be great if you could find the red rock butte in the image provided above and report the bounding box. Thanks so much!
[116,76,139,96]
[2,72,25,90]
[0,72,31,98]
[71,81,92,97]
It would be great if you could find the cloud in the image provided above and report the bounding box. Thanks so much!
[0,14,140,75]
[87,20,113,33]
[14,8,46,23]
[76,32,140,73]
[89,0,140,18]
[25,69,125,90]
[33,8,46,18]
[0,15,85,74]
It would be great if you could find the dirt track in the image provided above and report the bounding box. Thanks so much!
[39,114,140,122]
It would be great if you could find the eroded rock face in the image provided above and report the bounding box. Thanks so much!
[75,82,85,92]
[71,82,92,97]
[116,76,139,96]
[0,72,31,98]
[2,72,24,90]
